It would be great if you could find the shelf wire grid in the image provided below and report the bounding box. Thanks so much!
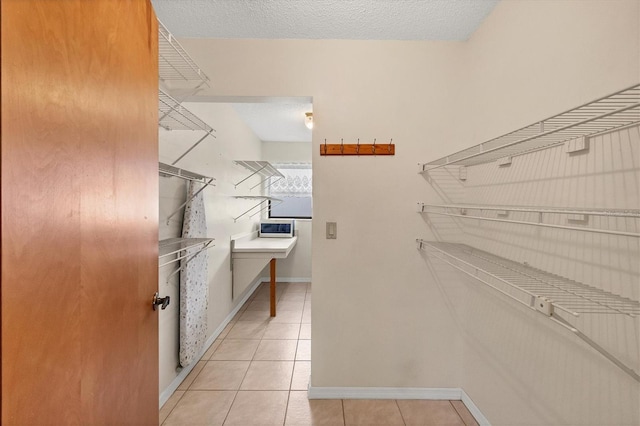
[418,241,640,317]
[234,161,285,179]
[420,204,640,218]
[158,20,210,85]
[423,84,640,170]
[159,162,216,184]
[418,204,640,238]
[159,89,215,132]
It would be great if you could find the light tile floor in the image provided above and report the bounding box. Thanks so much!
[160,282,479,426]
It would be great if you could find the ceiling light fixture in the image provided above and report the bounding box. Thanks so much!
[304,112,313,130]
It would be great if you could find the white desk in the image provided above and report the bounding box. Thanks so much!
[231,233,297,316]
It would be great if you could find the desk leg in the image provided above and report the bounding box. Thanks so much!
[270,258,276,317]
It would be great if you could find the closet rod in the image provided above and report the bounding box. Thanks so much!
[420,208,640,238]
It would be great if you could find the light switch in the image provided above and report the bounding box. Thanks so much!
[326,222,337,239]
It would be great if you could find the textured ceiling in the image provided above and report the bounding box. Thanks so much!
[155,0,499,142]
[229,102,313,142]
[151,0,499,41]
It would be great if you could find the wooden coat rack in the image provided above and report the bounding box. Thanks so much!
[320,139,395,156]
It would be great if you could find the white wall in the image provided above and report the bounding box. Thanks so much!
[261,140,313,281]
[158,103,265,394]
[456,2,640,423]
[176,2,640,423]
[262,141,312,164]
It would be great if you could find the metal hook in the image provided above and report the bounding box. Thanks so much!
[388,138,393,153]
[340,138,344,154]
[356,138,360,155]
[324,138,327,155]
[372,138,376,154]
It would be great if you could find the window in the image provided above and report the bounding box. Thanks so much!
[268,163,312,219]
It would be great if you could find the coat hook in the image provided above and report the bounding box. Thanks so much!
[356,138,360,155]
[324,138,327,155]
[388,138,393,153]
[372,138,376,154]
[340,138,344,154]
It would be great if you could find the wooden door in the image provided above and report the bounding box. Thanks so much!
[1,1,159,424]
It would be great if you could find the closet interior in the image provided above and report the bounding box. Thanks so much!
[417,84,640,382]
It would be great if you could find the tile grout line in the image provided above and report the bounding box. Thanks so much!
[159,389,187,426]
[220,390,239,426]
[283,284,307,425]
[221,286,264,426]
[395,399,408,426]
[162,282,309,425]
[450,400,471,426]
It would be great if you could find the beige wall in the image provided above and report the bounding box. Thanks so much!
[457,1,640,423]
[262,141,312,163]
[176,1,640,423]
[159,103,264,396]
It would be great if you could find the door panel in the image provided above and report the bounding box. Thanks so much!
[1,1,159,424]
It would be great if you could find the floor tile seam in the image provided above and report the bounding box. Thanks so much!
[191,360,251,391]
[395,399,408,426]
[227,356,256,418]
[220,389,240,426]
[449,400,471,426]
[160,390,188,426]
[287,338,302,391]
[282,390,292,426]
[182,361,207,391]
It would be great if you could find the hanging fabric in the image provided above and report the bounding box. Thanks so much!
[179,181,209,367]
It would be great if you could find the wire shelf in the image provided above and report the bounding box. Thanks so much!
[234,161,284,189]
[417,240,640,317]
[417,203,640,238]
[159,89,215,132]
[159,238,215,268]
[158,20,210,86]
[418,203,640,218]
[159,162,216,184]
[420,84,640,171]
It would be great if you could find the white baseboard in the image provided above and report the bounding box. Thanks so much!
[460,389,490,426]
[159,276,263,408]
[260,276,312,283]
[308,386,490,425]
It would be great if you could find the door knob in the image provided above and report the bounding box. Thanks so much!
[152,292,170,311]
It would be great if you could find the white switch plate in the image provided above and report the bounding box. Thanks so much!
[326,222,337,239]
